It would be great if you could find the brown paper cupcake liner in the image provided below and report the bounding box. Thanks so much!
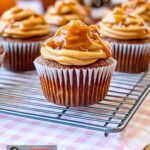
[0,46,5,67]
[110,42,150,73]
[1,41,42,72]
[34,58,117,107]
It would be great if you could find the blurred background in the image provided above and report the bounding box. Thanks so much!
[0,0,139,24]
[0,0,133,15]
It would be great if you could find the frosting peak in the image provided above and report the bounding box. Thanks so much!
[98,7,149,40]
[41,20,112,66]
[122,0,150,23]
[0,7,50,38]
[45,0,90,26]
[51,0,87,16]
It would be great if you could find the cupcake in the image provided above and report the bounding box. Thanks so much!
[34,20,117,107]
[45,0,93,35]
[0,7,50,72]
[122,0,150,26]
[97,7,150,73]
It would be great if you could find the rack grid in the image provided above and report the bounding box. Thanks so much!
[0,68,149,136]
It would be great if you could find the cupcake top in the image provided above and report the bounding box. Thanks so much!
[98,7,149,40]
[45,0,90,26]
[0,7,50,39]
[122,0,150,24]
[41,20,112,66]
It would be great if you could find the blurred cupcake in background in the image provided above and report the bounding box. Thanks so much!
[0,7,50,72]
[45,0,93,35]
[34,20,116,106]
[122,0,150,26]
[97,7,150,73]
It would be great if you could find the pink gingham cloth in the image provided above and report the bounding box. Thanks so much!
[0,94,150,150]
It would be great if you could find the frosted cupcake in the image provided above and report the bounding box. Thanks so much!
[97,7,150,73]
[122,0,150,26]
[0,7,50,72]
[45,0,93,34]
[34,20,117,107]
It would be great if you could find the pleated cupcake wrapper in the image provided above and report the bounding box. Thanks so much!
[34,58,117,106]
[110,42,150,73]
[0,43,5,66]
[0,51,5,66]
[1,41,42,72]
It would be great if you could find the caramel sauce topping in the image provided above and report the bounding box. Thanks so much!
[47,20,111,56]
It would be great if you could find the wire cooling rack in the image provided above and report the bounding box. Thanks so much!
[0,68,149,136]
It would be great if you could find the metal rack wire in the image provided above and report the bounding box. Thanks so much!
[0,68,149,136]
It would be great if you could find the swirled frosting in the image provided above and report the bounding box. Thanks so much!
[41,20,112,66]
[122,0,150,24]
[45,0,91,26]
[98,7,149,40]
[0,7,50,38]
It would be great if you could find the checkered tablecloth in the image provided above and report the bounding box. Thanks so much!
[1,94,150,150]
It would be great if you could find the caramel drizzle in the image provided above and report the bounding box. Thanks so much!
[46,20,111,57]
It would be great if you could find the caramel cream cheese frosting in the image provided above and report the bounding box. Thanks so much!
[45,0,89,26]
[41,20,112,66]
[122,0,150,24]
[98,7,149,40]
[0,7,50,38]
